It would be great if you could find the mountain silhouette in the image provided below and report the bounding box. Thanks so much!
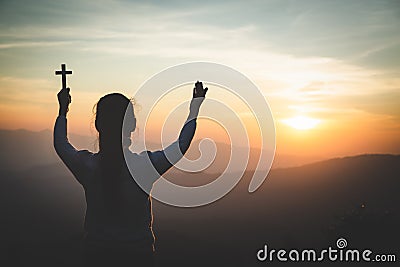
[0,132,398,267]
[0,129,96,171]
[0,128,323,173]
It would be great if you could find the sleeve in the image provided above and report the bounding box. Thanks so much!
[148,97,204,176]
[53,115,92,186]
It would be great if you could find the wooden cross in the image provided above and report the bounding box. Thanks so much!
[55,63,72,89]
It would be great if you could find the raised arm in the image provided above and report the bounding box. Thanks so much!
[54,87,90,185]
[148,81,208,175]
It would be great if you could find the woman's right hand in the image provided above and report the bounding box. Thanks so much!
[193,81,208,98]
[57,87,71,116]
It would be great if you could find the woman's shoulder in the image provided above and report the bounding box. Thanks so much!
[124,150,155,161]
[124,150,160,169]
[77,150,99,169]
[76,149,96,158]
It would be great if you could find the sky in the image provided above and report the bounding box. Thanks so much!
[0,0,399,157]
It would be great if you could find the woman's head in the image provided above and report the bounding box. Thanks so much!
[93,93,136,215]
[94,93,136,150]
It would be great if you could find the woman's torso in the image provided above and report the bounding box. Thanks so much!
[80,152,155,248]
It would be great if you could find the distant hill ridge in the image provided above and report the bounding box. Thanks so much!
[1,150,398,266]
[1,128,394,173]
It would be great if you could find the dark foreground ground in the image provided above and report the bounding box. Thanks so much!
[1,154,399,266]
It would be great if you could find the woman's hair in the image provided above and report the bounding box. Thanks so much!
[93,93,136,215]
[95,93,136,149]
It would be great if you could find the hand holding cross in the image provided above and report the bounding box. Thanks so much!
[55,64,72,116]
[55,63,72,89]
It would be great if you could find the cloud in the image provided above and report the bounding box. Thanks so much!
[0,0,399,136]
[0,41,72,49]
[0,76,54,106]
[1,0,399,70]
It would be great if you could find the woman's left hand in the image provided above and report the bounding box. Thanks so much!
[193,81,208,98]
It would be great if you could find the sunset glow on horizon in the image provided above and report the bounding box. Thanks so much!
[281,116,321,130]
[0,0,399,158]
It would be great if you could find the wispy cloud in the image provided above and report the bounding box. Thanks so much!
[0,41,73,49]
[0,0,399,139]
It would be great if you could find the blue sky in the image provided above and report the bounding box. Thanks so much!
[1,0,399,65]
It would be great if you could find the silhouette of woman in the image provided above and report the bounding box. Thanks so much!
[54,82,207,266]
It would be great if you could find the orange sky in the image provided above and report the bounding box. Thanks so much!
[1,1,399,158]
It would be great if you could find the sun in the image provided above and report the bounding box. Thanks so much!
[281,116,320,130]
